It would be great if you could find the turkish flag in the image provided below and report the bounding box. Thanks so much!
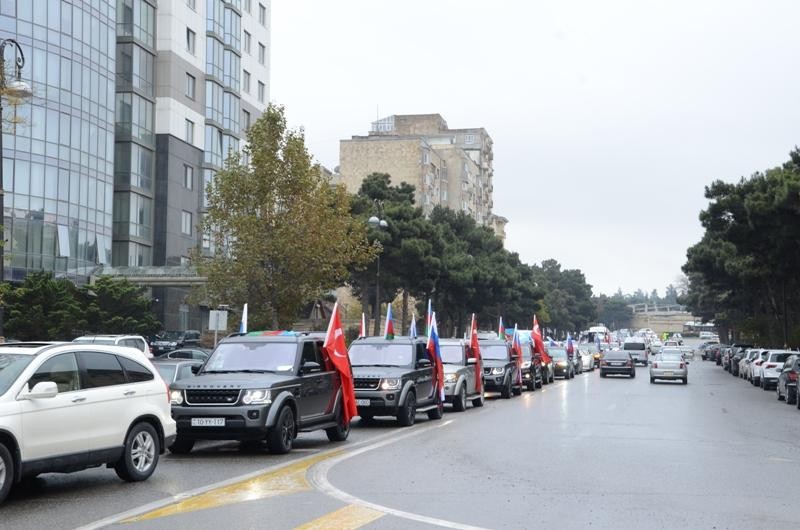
[470,314,483,392]
[533,315,551,364]
[322,302,358,424]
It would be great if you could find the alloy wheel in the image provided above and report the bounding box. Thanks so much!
[131,431,155,473]
[281,411,295,448]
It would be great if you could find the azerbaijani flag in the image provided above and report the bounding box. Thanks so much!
[409,312,418,338]
[498,317,505,339]
[359,312,367,338]
[426,312,445,401]
[239,303,248,334]
[384,304,395,340]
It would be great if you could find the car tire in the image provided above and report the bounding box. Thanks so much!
[115,422,160,482]
[326,401,350,442]
[787,387,797,405]
[397,391,417,426]
[535,377,543,389]
[168,437,195,454]
[267,406,295,454]
[762,380,769,391]
[500,377,512,399]
[600,371,606,378]
[682,378,688,385]
[526,380,535,392]
[650,377,655,384]
[453,385,467,412]
[512,385,522,396]
[631,371,636,379]
[427,395,444,420]
[0,443,13,505]
[472,393,485,407]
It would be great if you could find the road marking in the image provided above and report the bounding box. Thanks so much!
[308,419,491,530]
[294,504,384,530]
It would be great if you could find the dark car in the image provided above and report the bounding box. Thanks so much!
[348,336,444,426]
[479,338,523,398]
[439,339,485,410]
[153,358,203,383]
[152,330,202,356]
[521,342,543,391]
[724,344,753,372]
[550,348,574,379]
[730,349,749,377]
[599,351,636,378]
[166,348,210,361]
[776,354,799,405]
[168,332,350,454]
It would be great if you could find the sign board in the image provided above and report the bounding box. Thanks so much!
[208,310,228,331]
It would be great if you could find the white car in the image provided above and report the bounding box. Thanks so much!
[740,350,760,380]
[750,350,770,386]
[0,343,176,505]
[663,340,680,348]
[759,351,793,390]
[578,349,594,372]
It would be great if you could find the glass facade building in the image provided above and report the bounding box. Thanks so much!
[1,0,116,282]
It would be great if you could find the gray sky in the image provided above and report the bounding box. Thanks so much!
[271,0,800,296]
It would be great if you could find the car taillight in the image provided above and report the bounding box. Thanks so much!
[765,363,776,369]
[789,372,798,382]
[755,360,763,365]
[680,362,685,369]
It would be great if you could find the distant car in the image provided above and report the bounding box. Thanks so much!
[729,349,749,377]
[622,339,649,365]
[649,352,688,384]
[599,351,635,378]
[152,358,203,383]
[759,351,792,390]
[569,348,583,374]
[749,350,770,386]
[439,339,485,411]
[521,342,543,391]
[699,331,716,340]
[663,340,680,348]
[550,348,574,379]
[151,330,202,356]
[73,334,152,357]
[740,350,761,381]
[578,348,594,372]
[776,354,799,405]
[165,348,210,361]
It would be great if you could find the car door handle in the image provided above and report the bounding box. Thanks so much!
[72,396,87,403]
[124,390,136,396]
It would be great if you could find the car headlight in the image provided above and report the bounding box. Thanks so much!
[169,342,177,346]
[444,373,458,383]
[491,367,504,375]
[170,389,184,405]
[242,389,271,405]
[380,378,402,390]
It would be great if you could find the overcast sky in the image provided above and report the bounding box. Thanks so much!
[271,0,800,296]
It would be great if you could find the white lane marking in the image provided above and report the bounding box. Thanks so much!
[75,429,407,530]
[308,419,491,530]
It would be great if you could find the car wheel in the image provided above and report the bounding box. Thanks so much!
[682,378,688,385]
[500,377,512,399]
[397,391,417,426]
[600,371,606,378]
[535,377,543,389]
[512,385,522,396]
[787,387,797,405]
[115,422,160,482]
[326,401,351,442]
[427,394,444,420]
[472,393,485,407]
[526,380,535,392]
[631,371,636,378]
[0,443,13,505]
[650,377,655,384]
[453,385,467,412]
[762,380,769,391]
[168,437,195,455]
[267,406,295,454]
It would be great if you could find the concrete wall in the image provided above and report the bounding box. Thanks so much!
[339,137,425,198]
[631,312,693,334]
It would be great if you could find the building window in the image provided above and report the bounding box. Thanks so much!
[186,0,196,10]
[259,3,266,25]
[186,28,196,54]
[258,43,266,65]
[464,134,475,144]
[242,70,250,93]
[257,81,265,103]
[243,110,251,130]
[184,165,194,190]
[243,31,251,54]
[181,211,193,236]
[185,73,196,99]
[245,0,252,13]
[185,119,194,143]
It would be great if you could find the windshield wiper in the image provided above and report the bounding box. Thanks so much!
[200,370,237,374]
[353,364,400,367]
[227,369,275,374]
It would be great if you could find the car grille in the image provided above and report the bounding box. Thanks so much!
[354,378,380,390]
[185,389,241,405]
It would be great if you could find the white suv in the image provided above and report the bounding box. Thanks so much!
[0,343,176,505]
[73,335,152,358]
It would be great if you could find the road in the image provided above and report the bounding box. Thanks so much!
[3,341,799,529]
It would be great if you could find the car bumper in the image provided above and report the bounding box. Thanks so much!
[483,375,508,390]
[650,369,687,379]
[762,376,779,387]
[172,404,272,441]
[600,367,634,375]
[355,389,402,415]
[553,365,570,376]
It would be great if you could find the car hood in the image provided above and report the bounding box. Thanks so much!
[482,359,510,368]
[352,366,413,379]
[443,363,467,374]
[171,372,293,390]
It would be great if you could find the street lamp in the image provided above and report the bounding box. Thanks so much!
[368,201,388,335]
[0,39,32,339]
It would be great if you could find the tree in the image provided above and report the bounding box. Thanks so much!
[81,277,161,336]
[4,272,86,340]
[197,104,375,328]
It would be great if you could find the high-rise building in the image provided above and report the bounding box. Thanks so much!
[2,1,116,283]
[338,114,507,238]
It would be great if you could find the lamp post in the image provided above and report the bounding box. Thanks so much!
[0,38,32,339]
[367,200,388,336]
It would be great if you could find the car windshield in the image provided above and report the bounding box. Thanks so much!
[162,331,182,340]
[155,364,177,382]
[0,354,34,395]
[348,343,412,367]
[769,353,791,362]
[624,342,646,350]
[203,342,297,373]
[550,348,567,359]
[481,344,508,360]
[439,345,464,364]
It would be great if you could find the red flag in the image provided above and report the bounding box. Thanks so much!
[512,324,523,384]
[470,313,483,392]
[322,302,358,425]
[533,315,551,364]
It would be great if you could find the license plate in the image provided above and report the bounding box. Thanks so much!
[191,417,225,427]
[356,399,371,407]
[664,371,673,376]
[612,362,624,366]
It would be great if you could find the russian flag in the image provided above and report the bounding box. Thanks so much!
[426,312,445,401]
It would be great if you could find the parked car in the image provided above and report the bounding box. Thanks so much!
[730,349,749,377]
[349,336,444,425]
[622,339,649,365]
[521,342,543,391]
[152,358,203,383]
[479,337,523,399]
[0,342,176,505]
[776,354,799,405]
[740,350,760,381]
[599,351,636,378]
[439,339,485,411]
[759,351,792,390]
[550,348,574,379]
[73,334,152,358]
[151,330,202,356]
[749,350,770,386]
[169,331,351,454]
[165,348,210,361]
[649,352,688,384]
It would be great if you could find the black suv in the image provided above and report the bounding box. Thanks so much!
[152,330,202,356]
[348,336,444,426]
[168,332,350,454]
[521,342,543,391]
[479,338,522,398]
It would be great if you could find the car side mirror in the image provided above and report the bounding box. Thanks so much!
[467,357,477,365]
[21,381,59,400]
[191,365,201,374]
[301,361,322,374]
[417,358,432,369]
[685,361,690,365]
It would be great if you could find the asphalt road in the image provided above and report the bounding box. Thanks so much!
[3,340,799,529]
